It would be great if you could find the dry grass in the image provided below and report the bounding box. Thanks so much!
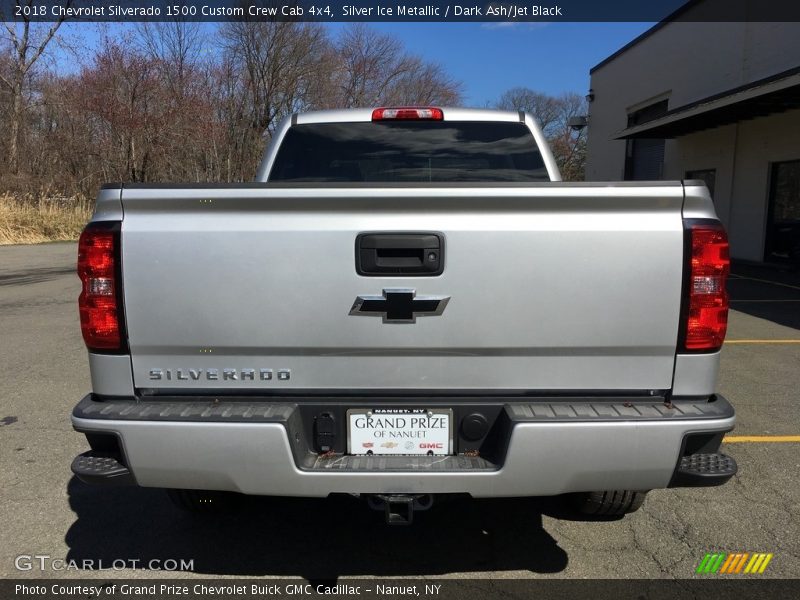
[0,194,92,245]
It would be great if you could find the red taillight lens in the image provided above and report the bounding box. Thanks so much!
[78,223,124,351]
[372,107,444,121]
[684,222,729,351]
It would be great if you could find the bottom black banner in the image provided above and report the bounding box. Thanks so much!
[2,579,798,600]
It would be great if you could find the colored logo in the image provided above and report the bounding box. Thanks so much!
[696,552,773,574]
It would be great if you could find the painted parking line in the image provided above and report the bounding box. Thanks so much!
[724,436,800,443]
[725,340,800,344]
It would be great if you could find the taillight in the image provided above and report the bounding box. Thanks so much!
[683,221,729,351]
[78,222,126,351]
[372,107,444,121]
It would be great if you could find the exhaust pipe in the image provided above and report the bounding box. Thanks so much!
[366,494,434,525]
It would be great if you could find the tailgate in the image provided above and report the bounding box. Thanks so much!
[119,184,686,392]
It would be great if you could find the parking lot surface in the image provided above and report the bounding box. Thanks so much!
[1,243,798,579]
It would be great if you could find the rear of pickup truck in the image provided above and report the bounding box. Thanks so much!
[71,108,736,522]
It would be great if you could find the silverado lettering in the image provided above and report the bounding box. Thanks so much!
[148,368,286,381]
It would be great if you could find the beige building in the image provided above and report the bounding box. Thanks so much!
[585,5,800,263]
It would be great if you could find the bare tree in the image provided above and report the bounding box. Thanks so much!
[331,24,462,107]
[383,57,462,106]
[214,21,331,179]
[496,87,561,136]
[2,21,466,196]
[549,92,589,181]
[137,21,205,92]
[333,24,413,106]
[76,43,172,182]
[496,87,588,181]
[220,21,330,133]
[136,22,219,181]
[0,1,68,174]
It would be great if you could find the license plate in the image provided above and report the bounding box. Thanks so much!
[347,408,453,456]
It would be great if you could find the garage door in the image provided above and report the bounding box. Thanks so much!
[624,99,668,181]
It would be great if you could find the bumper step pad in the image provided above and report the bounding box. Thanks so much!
[71,452,135,486]
[312,454,496,471]
[671,452,738,487]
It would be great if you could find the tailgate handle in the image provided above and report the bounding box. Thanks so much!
[356,233,443,276]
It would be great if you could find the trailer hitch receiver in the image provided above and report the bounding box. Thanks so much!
[366,494,434,525]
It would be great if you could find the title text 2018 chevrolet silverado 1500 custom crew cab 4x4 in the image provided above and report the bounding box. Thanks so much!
[71,107,737,524]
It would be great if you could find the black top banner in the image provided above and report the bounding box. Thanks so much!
[1,0,800,22]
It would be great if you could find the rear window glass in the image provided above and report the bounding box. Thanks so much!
[269,121,549,182]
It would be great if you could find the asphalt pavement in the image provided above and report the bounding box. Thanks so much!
[1,242,798,580]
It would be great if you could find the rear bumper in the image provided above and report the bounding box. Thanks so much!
[71,394,735,498]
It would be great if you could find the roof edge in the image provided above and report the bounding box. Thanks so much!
[590,0,703,74]
[613,65,800,139]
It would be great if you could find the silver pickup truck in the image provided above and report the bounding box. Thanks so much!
[71,107,737,524]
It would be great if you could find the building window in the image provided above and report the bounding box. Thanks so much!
[624,100,668,181]
[686,169,716,200]
[766,159,800,263]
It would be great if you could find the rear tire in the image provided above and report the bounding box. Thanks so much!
[790,241,800,264]
[571,490,648,516]
[166,489,238,513]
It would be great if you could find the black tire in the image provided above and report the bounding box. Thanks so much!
[571,490,648,516]
[166,489,238,513]
[790,241,800,264]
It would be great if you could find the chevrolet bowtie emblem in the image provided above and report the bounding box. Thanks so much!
[349,289,450,323]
